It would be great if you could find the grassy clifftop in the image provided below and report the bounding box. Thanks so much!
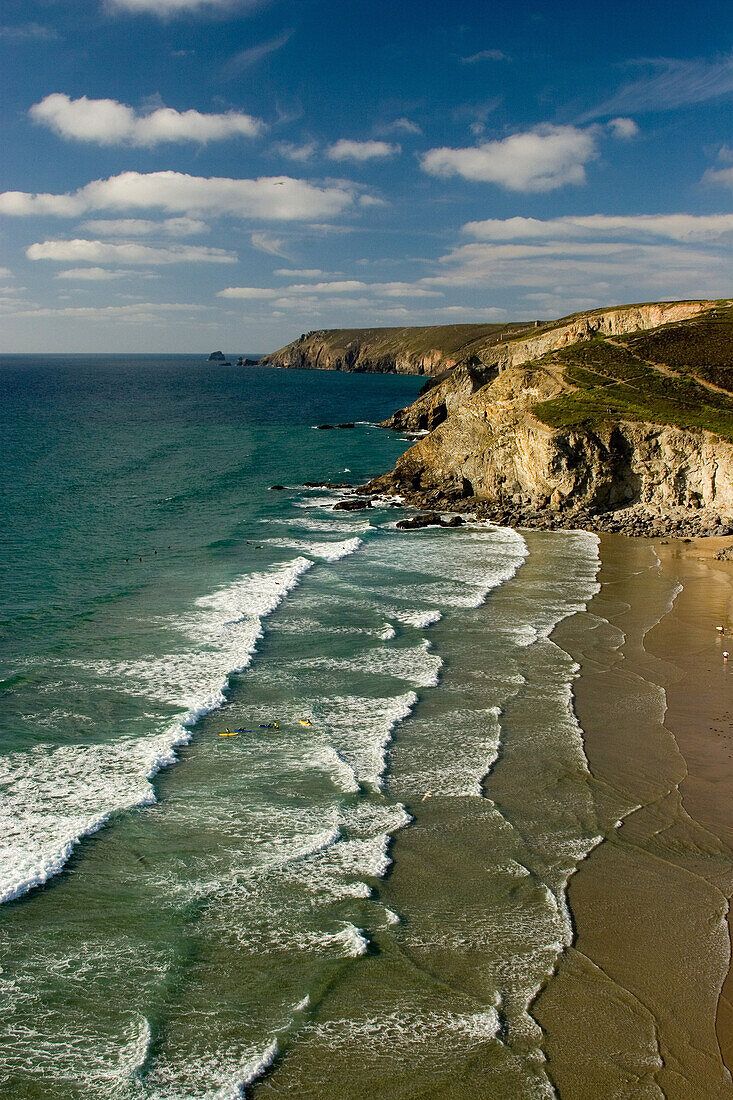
[534,305,733,440]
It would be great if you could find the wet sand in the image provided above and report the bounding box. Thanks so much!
[249,531,733,1097]
[535,534,733,1098]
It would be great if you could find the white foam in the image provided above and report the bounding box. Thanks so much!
[297,642,442,689]
[0,725,190,905]
[329,923,369,957]
[318,691,418,789]
[313,746,360,793]
[219,1039,278,1097]
[263,537,363,562]
[118,1013,151,1081]
[379,623,396,641]
[302,1006,501,1053]
[395,609,442,628]
[0,558,315,906]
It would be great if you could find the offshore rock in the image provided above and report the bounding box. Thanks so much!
[396,512,465,530]
[333,498,372,511]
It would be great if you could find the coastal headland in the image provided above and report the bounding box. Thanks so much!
[265,298,733,539]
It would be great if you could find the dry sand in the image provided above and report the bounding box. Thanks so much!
[536,533,733,1098]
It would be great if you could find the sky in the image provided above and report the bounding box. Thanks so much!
[0,0,731,353]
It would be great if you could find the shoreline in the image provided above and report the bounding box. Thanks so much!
[360,478,733,541]
[535,533,733,1096]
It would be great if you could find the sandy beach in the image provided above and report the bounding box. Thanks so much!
[536,534,733,1098]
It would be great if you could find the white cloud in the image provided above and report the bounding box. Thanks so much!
[218,279,441,299]
[425,237,733,301]
[462,213,733,243]
[0,171,357,221]
[273,268,325,277]
[55,267,126,280]
[585,54,733,119]
[217,286,278,299]
[30,94,263,146]
[250,231,289,257]
[421,125,599,192]
[106,0,264,14]
[461,49,510,63]
[81,217,208,236]
[378,117,422,135]
[224,29,293,73]
[27,239,237,264]
[0,267,11,279]
[607,117,638,138]
[0,23,59,40]
[327,140,401,162]
[704,165,733,189]
[9,303,208,321]
[273,141,318,161]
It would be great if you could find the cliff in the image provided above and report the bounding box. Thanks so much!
[367,299,733,536]
[259,322,532,376]
[260,303,713,379]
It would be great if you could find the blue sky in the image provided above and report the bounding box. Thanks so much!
[0,0,731,352]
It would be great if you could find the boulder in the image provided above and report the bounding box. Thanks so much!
[333,498,372,511]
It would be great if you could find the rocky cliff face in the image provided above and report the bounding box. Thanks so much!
[375,362,733,518]
[369,300,733,533]
[261,303,712,380]
[470,300,712,373]
[261,329,460,376]
[381,300,716,432]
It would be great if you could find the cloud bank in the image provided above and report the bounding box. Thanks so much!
[219,279,441,300]
[81,217,208,236]
[462,213,733,243]
[106,0,266,15]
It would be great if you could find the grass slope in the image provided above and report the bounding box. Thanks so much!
[534,317,733,442]
[620,303,733,391]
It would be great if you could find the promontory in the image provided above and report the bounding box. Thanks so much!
[263,299,733,538]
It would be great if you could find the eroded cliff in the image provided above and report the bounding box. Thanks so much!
[368,300,733,535]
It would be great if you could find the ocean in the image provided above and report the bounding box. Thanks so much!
[0,356,602,1098]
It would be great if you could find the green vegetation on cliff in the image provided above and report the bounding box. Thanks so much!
[620,304,733,391]
[535,321,733,441]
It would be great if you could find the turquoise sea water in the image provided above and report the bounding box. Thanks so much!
[0,356,602,1098]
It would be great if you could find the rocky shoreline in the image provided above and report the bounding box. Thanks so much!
[356,483,733,539]
[297,475,733,539]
